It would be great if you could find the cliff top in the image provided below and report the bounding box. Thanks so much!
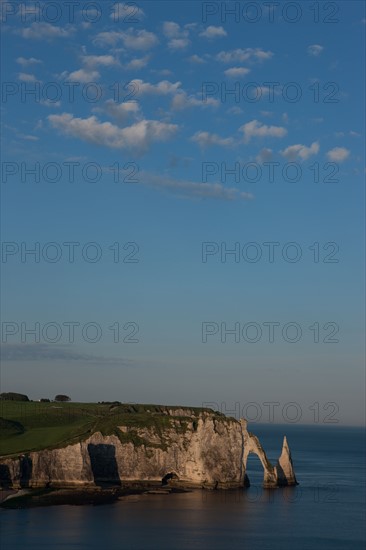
[0,401,234,458]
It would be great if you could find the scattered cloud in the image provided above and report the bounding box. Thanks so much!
[125,56,150,70]
[217,48,273,63]
[171,91,219,110]
[40,99,61,108]
[97,99,140,123]
[187,54,206,64]
[280,141,320,161]
[168,38,191,50]
[131,79,181,96]
[93,31,122,46]
[1,343,133,366]
[17,133,39,141]
[307,44,324,56]
[16,57,42,66]
[256,148,273,163]
[199,26,227,39]
[227,106,244,115]
[224,67,250,78]
[81,54,119,68]
[121,28,158,50]
[163,21,190,49]
[94,28,158,50]
[17,72,37,82]
[326,147,350,162]
[48,113,178,154]
[138,172,253,201]
[17,22,75,39]
[67,68,100,82]
[240,120,287,143]
[163,21,185,38]
[110,2,145,21]
[191,131,234,148]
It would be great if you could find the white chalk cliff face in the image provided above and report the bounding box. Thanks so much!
[0,411,297,490]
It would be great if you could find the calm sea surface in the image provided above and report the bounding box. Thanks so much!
[1,425,365,549]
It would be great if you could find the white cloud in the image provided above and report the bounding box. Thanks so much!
[217,48,273,63]
[168,38,190,50]
[280,141,320,161]
[110,2,145,21]
[326,147,350,162]
[48,113,178,153]
[256,148,273,163]
[99,99,140,123]
[187,54,206,64]
[199,26,227,39]
[171,91,219,110]
[16,57,42,66]
[240,120,287,143]
[17,22,75,39]
[224,67,250,78]
[307,44,324,56]
[162,21,191,50]
[81,55,119,68]
[40,99,61,108]
[18,72,37,82]
[260,111,274,117]
[163,21,184,38]
[94,29,158,50]
[121,28,158,50]
[131,79,181,96]
[18,133,39,141]
[191,131,234,148]
[93,31,122,46]
[139,172,253,201]
[67,68,100,82]
[227,106,244,115]
[125,56,150,70]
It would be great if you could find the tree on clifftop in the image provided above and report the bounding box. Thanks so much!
[0,392,29,401]
[54,394,71,402]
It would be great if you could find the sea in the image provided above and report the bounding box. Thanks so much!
[1,424,365,550]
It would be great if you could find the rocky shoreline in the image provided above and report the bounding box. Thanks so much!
[0,484,194,509]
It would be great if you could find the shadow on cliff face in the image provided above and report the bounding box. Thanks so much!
[20,455,32,488]
[87,444,121,487]
[0,464,12,488]
[275,463,289,486]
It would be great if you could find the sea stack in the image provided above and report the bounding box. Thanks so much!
[275,435,298,486]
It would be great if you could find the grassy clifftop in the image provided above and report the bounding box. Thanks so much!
[0,401,229,457]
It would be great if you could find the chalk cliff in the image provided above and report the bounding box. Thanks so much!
[0,409,297,490]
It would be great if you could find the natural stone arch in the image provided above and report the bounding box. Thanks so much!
[240,419,277,487]
[240,419,297,488]
[161,472,179,486]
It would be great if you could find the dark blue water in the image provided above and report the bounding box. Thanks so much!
[1,425,365,549]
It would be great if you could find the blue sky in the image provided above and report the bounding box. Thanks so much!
[1,1,365,425]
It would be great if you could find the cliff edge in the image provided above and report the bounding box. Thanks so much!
[0,405,297,490]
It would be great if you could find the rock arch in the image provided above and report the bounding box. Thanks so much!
[240,419,297,488]
[161,472,179,486]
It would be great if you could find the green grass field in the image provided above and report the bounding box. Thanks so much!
[0,402,224,457]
